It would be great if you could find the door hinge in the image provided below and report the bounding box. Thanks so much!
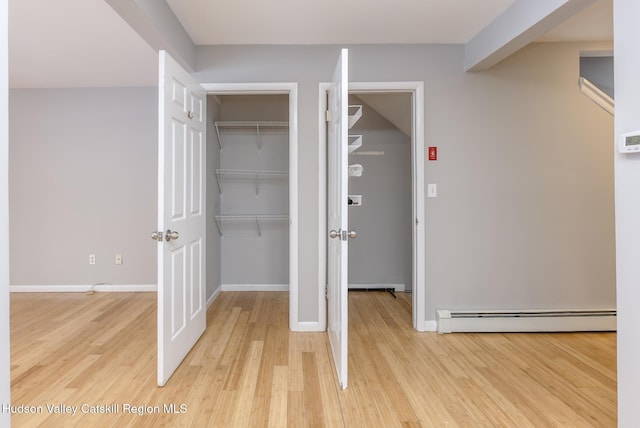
[325,110,331,122]
[325,286,328,300]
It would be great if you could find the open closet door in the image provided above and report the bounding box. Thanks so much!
[155,51,207,386]
[327,48,349,389]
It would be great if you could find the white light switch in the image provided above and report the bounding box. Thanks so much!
[428,183,437,198]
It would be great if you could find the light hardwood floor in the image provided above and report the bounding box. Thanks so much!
[10,291,616,427]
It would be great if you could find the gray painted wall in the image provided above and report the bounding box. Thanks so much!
[194,42,615,323]
[9,88,157,286]
[348,95,412,290]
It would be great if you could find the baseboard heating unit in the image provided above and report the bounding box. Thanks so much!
[436,309,616,334]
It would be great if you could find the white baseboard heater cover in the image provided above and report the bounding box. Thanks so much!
[436,309,616,334]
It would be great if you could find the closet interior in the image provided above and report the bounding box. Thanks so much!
[347,93,413,295]
[209,94,290,291]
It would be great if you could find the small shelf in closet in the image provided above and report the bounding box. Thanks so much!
[348,105,362,129]
[214,121,289,149]
[215,169,288,195]
[348,135,362,154]
[348,195,362,206]
[214,214,289,237]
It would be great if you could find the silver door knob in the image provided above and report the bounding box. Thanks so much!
[151,231,163,242]
[329,230,340,239]
[166,229,179,242]
[348,230,357,239]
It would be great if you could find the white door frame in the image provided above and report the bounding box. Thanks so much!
[202,83,300,331]
[318,81,427,331]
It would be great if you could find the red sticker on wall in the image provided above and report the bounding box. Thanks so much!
[428,146,438,161]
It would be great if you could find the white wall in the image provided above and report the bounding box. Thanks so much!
[614,0,640,424]
[0,0,11,421]
[194,41,615,324]
[9,88,157,288]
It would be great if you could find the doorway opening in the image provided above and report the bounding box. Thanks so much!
[319,82,426,331]
[347,92,412,299]
[203,83,299,330]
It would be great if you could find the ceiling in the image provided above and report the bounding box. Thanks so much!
[166,0,516,45]
[8,0,612,89]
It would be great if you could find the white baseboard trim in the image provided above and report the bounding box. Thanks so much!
[10,284,157,293]
[207,287,221,309]
[221,284,289,292]
[348,283,405,292]
[294,321,325,332]
[436,308,617,333]
[424,320,437,332]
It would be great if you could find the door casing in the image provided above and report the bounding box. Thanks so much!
[202,83,300,331]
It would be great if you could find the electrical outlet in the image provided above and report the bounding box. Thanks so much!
[89,254,96,265]
[115,254,122,265]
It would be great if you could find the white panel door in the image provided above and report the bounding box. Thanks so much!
[327,48,349,390]
[156,51,206,386]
